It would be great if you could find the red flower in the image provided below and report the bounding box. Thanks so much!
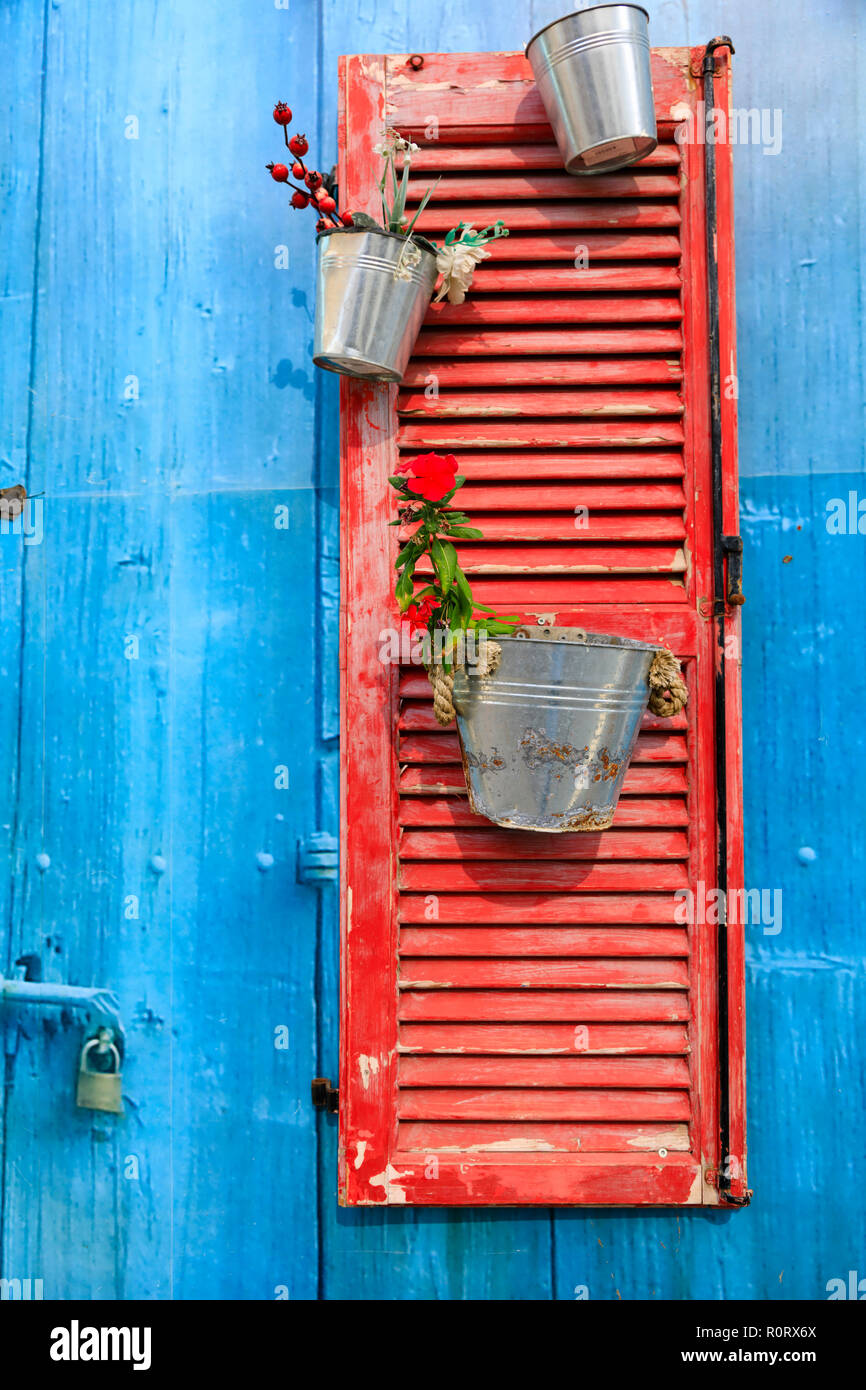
[406,597,439,632]
[399,451,458,502]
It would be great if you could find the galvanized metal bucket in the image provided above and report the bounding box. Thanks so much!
[313,227,438,383]
[526,5,657,175]
[451,627,661,832]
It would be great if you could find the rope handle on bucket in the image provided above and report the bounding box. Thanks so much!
[647,648,689,718]
[426,641,502,727]
[426,644,687,726]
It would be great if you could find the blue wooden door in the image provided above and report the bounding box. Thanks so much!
[0,0,328,1300]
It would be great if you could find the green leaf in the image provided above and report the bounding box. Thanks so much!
[395,541,420,570]
[395,563,416,611]
[454,565,473,599]
[402,176,441,238]
[450,566,473,630]
[476,618,519,635]
[349,211,381,231]
[446,525,484,539]
[431,538,457,593]
[390,152,410,230]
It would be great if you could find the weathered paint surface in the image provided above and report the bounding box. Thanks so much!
[1,0,864,1299]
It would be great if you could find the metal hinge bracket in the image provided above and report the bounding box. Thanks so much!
[705,1168,753,1206]
[297,832,338,885]
[722,534,745,606]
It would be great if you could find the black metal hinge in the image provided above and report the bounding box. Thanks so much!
[706,1169,753,1206]
[311,1077,338,1113]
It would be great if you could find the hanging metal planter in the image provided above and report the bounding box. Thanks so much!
[526,4,657,175]
[446,627,686,833]
[312,226,438,383]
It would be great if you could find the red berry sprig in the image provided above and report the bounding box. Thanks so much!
[266,101,352,231]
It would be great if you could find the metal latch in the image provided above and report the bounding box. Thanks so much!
[722,535,745,606]
[311,1077,338,1112]
[297,832,338,885]
[2,957,125,1114]
[1,961,124,1041]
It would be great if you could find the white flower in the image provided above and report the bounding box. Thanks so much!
[374,128,419,159]
[434,238,491,304]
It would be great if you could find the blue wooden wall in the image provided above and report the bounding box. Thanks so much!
[1,0,863,1301]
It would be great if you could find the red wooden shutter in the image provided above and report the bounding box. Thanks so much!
[338,48,746,1205]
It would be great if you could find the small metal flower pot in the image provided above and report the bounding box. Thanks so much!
[526,5,657,175]
[313,227,438,383]
[451,627,663,833]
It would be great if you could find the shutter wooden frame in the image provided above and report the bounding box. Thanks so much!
[338,48,745,1206]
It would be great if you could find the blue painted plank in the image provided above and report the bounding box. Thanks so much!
[2,0,322,1299]
[167,489,320,1299]
[1,493,175,1299]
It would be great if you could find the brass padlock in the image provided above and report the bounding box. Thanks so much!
[76,1029,124,1115]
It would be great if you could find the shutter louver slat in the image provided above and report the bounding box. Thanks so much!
[399,1021,689,1053]
[418,204,681,231]
[406,142,681,172]
[414,330,684,355]
[406,172,682,200]
[339,48,745,1206]
[397,1123,692,1154]
[399,831,689,861]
